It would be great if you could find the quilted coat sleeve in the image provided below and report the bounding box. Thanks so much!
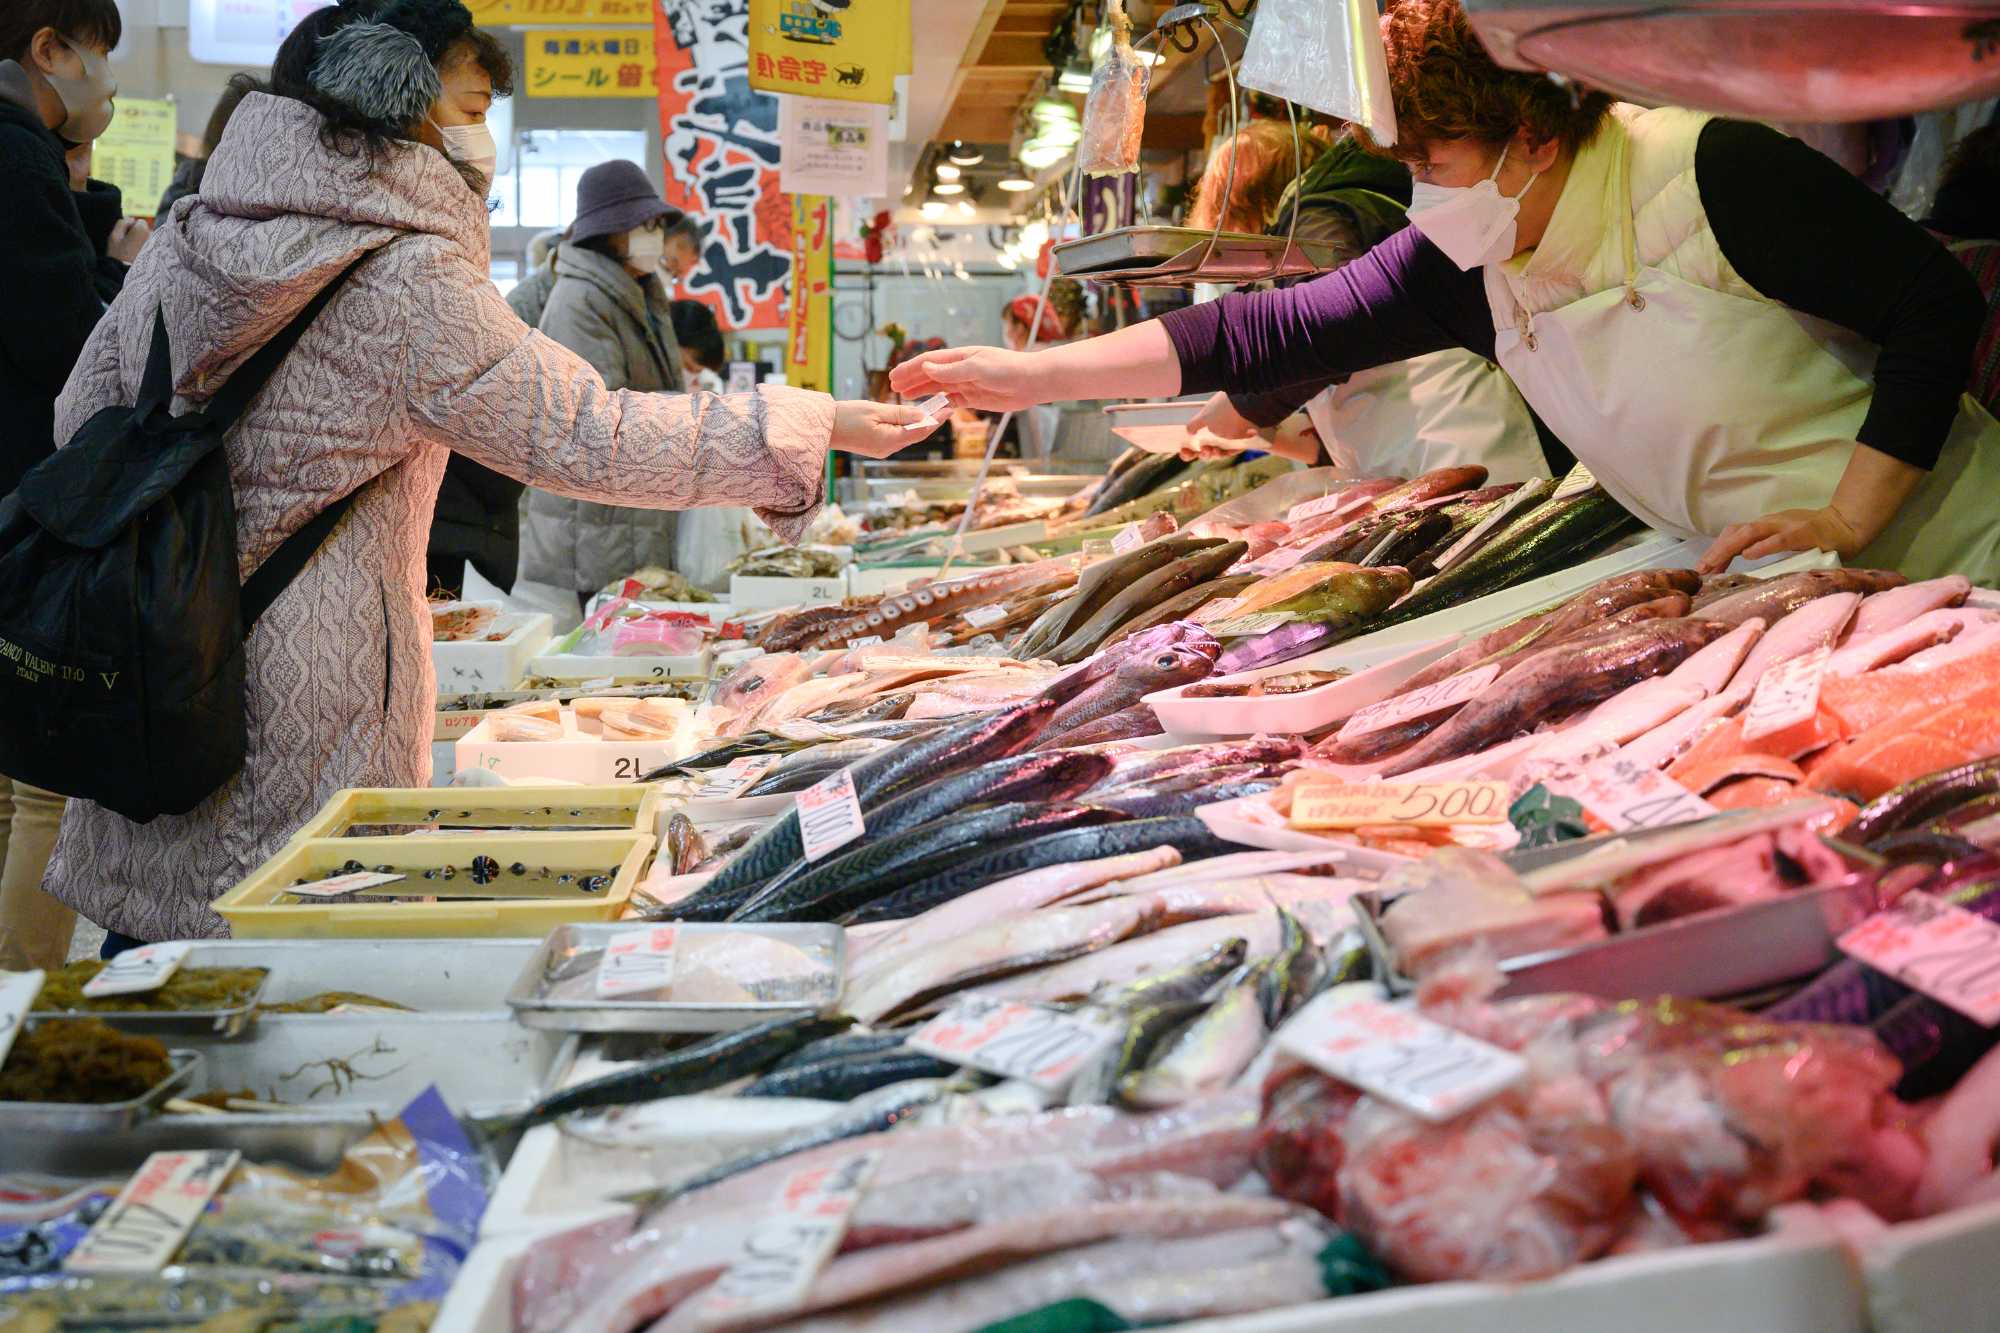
[401,243,832,542]
[536,276,631,392]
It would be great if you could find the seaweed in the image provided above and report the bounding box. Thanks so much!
[33,961,267,1014]
[0,1019,171,1103]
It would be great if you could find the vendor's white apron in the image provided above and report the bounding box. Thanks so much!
[1490,147,2000,583]
[1304,349,1550,484]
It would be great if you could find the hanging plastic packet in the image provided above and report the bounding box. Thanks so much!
[1237,0,1396,146]
[1078,0,1148,177]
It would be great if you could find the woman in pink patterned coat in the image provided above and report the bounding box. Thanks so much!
[46,1,916,942]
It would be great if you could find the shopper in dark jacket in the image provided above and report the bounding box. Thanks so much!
[0,0,143,499]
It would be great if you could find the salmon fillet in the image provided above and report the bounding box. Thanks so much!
[1805,693,2000,802]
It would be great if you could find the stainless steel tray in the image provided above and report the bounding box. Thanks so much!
[191,938,542,1013]
[1053,226,1335,285]
[508,922,845,1033]
[1353,882,1870,1002]
[29,958,270,1039]
[0,1048,201,1135]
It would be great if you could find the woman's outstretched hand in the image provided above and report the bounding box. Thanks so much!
[832,400,929,458]
[888,346,1042,412]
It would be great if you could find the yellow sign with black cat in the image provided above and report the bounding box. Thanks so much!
[748,0,909,105]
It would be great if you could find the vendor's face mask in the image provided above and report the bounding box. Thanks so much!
[44,37,116,145]
[1406,144,1541,271]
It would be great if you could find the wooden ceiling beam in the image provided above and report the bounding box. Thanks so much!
[974,32,1052,69]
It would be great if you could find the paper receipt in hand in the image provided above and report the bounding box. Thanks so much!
[907,394,951,432]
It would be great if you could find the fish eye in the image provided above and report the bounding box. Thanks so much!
[1154,654,1176,669]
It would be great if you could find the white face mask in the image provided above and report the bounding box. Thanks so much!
[624,227,665,269]
[1406,144,1542,271]
[46,37,116,146]
[430,119,497,190]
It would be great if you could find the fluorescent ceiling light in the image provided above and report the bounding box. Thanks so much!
[997,177,1035,192]
[934,162,962,181]
[955,201,976,218]
[947,141,984,165]
[1055,68,1093,94]
[920,201,946,219]
[932,181,965,195]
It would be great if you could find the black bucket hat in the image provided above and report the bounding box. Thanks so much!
[569,159,682,243]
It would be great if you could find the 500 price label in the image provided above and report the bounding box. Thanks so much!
[1290,780,1509,830]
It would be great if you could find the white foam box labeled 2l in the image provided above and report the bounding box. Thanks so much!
[456,707,694,785]
[730,571,850,611]
[1862,1197,2000,1333]
[431,611,553,693]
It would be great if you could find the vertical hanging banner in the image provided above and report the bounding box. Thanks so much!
[778,95,891,199]
[524,29,656,98]
[97,98,176,218]
[748,0,908,104]
[786,195,834,393]
[655,0,792,330]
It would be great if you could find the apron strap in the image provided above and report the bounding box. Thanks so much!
[1617,134,1646,312]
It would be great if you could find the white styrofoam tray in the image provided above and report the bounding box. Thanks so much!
[1861,1196,2000,1333]
[730,571,850,611]
[456,708,695,786]
[525,649,715,683]
[431,611,553,694]
[1147,637,1454,741]
[849,563,946,597]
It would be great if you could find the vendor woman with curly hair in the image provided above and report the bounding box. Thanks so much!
[894,0,2000,580]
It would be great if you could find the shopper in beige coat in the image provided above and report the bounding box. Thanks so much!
[44,6,915,942]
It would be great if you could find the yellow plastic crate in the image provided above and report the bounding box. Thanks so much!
[289,785,663,843]
[214,832,651,939]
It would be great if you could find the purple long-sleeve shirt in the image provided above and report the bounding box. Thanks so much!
[1161,119,1981,472]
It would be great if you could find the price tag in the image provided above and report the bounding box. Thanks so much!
[963,603,1009,629]
[1208,610,1297,638]
[694,755,780,800]
[0,969,44,1069]
[82,942,193,998]
[847,635,883,648]
[696,1153,880,1325]
[1256,545,1309,574]
[907,995,1122,1090]
[1741,646,1830,740]
[1838,892,2000,1026]
[1112,523,1145,554]
[1550,463,1598,502]
[1338,663,1500,741]
[1279,994,1527,1121]
[1286,491,1363,524]
[66,1150,240,1275]
[595,925,680,998]
[1555,754,1716,832]
[1188,596,1244,627]
[1290,780,1509,829]
[287,872,406,900]
[796,768,865,861]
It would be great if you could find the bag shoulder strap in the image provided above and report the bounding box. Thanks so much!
[240,489,358,632]
[203,249,378,429]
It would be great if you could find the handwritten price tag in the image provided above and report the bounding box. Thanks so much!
[1112,524,1145,554]
[697,1153,880,1325]
[1839,892,2000,1026]
[1290,781,1509,829]
[796,769,865,862]
[963,603,1010,629]
[82,943,193,997]
[595,925,679,998]
[288,872,406,900]
[847,635,883,648]
[1339,663,1499,741]
[1741,646,1830,741]
[694,755,780,800]
[1550,462,1598,502]
[1278,993,1526,1121]
[1208,610,1298,638]
[0,969,43,1069]
[1286,491,1364,524]
[66,1150,240,1274]
[907,995,1122,1090]
[1256,546,1309,574]
[1556,755,1715,832]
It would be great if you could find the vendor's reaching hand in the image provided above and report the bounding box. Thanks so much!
[1177,430,1243,463]
[1188,391,1259,442]
[832,399,928,458]
[1698,505,1865,573]
[888,346,1040,412]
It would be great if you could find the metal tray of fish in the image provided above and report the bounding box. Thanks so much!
[185,937,542,1013]
[1052,226,1335,284]
[1351,882,1871,1002]
[508,922,845,1033]
[29,958,271,1039]
[0,1049,201,1136]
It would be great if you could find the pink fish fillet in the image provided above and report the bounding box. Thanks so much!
[849,847,1183,983]
[1845,575,1972,641]
[653,1195,1304,1332]
[1615,679,1755,771]
[771,1224,1327,1333]
[1886,620,2000,674]
[1733,592,1860,683]
[1823,608,2000,678]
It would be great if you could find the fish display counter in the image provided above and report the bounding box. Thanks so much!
[14,449,2000,1332]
